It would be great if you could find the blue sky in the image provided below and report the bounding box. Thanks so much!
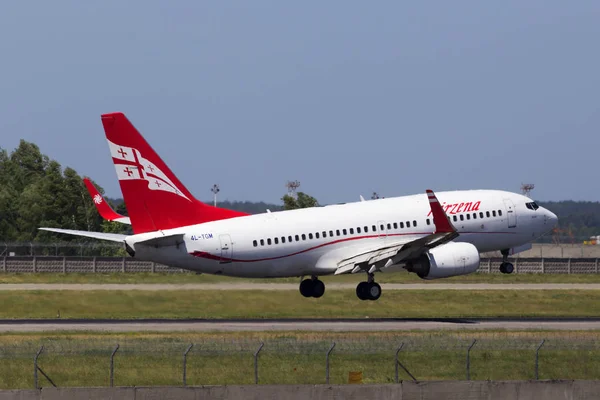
[0,1,598,204]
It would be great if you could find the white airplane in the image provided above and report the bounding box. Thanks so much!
[42,112,558,300]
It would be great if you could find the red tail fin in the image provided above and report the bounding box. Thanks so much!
[101,112,249,234]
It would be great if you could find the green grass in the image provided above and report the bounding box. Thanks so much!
[1,289,599,319]
[0,331,598,389]
[2,272,600,284]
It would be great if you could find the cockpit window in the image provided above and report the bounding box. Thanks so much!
[525,202,539,210]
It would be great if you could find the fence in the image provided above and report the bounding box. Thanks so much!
[4,241,600,258]
[1,334,599,389]
[0,256,599,274]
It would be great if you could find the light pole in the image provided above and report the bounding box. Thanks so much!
[210,184,220,207]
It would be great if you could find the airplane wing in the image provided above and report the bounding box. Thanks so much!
[83,177,131,224]
[38,228,127,242]
[334,189,458,275]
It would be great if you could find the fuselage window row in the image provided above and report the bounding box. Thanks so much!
[251,210,504,247]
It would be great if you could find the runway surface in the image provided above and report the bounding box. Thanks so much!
[1,317,600,332]
[1,283,600,291]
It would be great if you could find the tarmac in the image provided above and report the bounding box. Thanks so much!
[1,283,599,291]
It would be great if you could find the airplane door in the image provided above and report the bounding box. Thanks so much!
[219,234,233,263]
[503,199,517,228]
[377,220,387,239]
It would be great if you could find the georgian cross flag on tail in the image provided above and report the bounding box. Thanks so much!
[107,139,190,201]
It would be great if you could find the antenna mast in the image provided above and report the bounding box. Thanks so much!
[521,183,535,197]
[286,180,301,198]
[210,184,220,207]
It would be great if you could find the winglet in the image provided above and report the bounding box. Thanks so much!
[426,189,455,233]
[83,177,131,224]
[359,195,365,202]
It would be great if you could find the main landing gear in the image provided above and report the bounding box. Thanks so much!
[356,273,381,301]
[299,277,325,298]
[499,249,514,274]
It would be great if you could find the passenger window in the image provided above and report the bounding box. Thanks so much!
[380,224,384,231]
[336,230,341,236]
[322,231,327,238]
[288,236,293,242]
[316,232,320,239]
[498,210,502,216]
[479,212,484,219]
[308,233,313,239]
[253,240,257,247]
[260,239,265,246]
[372,225,377,231]
[357,227,361,234]
[393,222,398,229]
[349,228,354,234]
[387,223,391,230]
[364,226,368,232]
[267,238,272,245]
[466,214,470,220]
[426,219,430,225]
[486,211,490,218]
[400,222,404,228]
[460,215,464,221]
[453,215,457,222]
[343,229,347,235]
[413,220,417,227]
[295,235,299,241]
[282,237,286,243]
[274,237,279,244]
[405,221,410,228]
[302,234,306,240]
[492,210,496,217]
[473,213,477,219]
[329,230,334,236]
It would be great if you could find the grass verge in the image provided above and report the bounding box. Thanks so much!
[1,290,599,319]
[2,272,600,284]
[0,330,598,388]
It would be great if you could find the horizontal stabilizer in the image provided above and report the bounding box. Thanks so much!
[136,233,186,248]
[39,228,127,242]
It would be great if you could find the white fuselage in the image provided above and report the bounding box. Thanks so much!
[128,190,557,278]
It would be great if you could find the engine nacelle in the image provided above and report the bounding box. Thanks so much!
[405,242,480,280]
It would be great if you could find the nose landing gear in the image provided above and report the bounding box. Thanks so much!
[356,273,382,300]
[499,249,514,274]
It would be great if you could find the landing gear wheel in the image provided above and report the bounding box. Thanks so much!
[356,281,382,300]
[499,262,514,274]
[356,282,369,300]
[299,279,314,297]
[299,278,325,298]
[367,282,382,301]
[312,279,325,298]
[500,262,514,274]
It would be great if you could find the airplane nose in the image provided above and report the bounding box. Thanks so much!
[544,208,558,228]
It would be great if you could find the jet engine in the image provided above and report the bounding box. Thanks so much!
[405,242,480,279]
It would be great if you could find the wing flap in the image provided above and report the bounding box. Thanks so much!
[333,189,459,275]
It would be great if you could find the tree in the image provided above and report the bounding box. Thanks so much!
[281,192,319,210]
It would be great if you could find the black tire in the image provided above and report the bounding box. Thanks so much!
[504,263,514,274]
[499,263,506,274]
[368,282,382,301]
[299,279,314,297]
[356,282,368,300]
[312,280,325,298]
